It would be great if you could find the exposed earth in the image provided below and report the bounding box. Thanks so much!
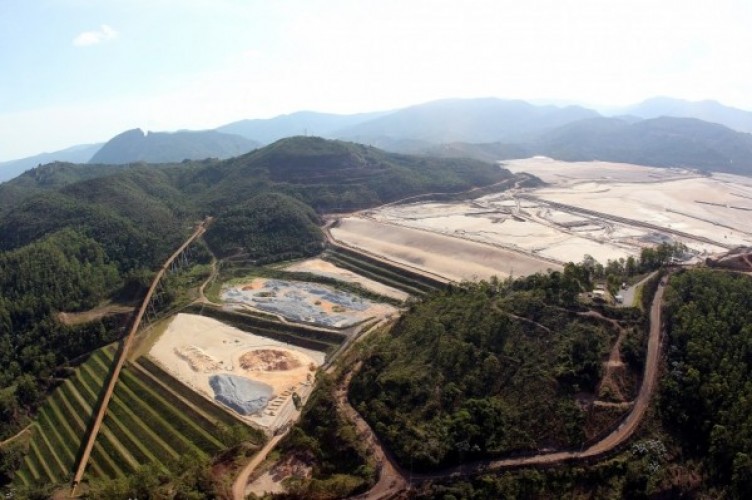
[222,278,398,328]
[330,159,752,282]
[149,313,324,432]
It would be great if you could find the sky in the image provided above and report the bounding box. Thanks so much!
[1,0,751,161]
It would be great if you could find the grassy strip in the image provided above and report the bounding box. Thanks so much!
[322,253,426,296]
[50,394,138,477]
[36,403,77,470]
[89,439,123,480]
[60,382,108,478]
[326,249,435,292]
[333,247,445,289]
[112,380,201,458]
[35,423,66,476]
[70,372,98,406]
[81,360,160,469]
[14,467,31,487]
[76,363,138,477]
[102,409,156,466]
[22,439,43,483]
[108,392,180,463]
[129,363,220,433]
[186,304,340,352]
[88,352,118,382]
[20,454,40,483]
[326,246,443,291]
[137,357,246,428]
[27,437,57,484]
[58,381,93,431]
[44,399,84,461]
[63,374,139,471]
[30,423,64,483]
[119,369,223,454]
[186,302,347,343]
[37,402,74,475]
[323,250,433,295]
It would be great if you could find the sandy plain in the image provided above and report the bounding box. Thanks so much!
[331,159,752,282]
[149,313,325,431]
[331,217,561,282]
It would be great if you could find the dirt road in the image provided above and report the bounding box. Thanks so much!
[232,432,287,500]
[70,218,211,496]
[346,279,667,495]
[336,364,408,500]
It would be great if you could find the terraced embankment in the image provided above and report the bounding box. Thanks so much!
[321,245,446,296]
[14,347,262,489]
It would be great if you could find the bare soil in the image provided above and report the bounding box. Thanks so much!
[57,303,134,326]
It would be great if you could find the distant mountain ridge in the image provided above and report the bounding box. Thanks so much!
[89,128,259,164]
[0,143,102,183]
[334,97,599,146]
[533,116,752,175]
[5,96,752,183]
[217,110,389,144]
[611,97,752,134]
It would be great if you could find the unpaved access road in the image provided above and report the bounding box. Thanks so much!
[345,279,667,497]
[70,218,211,496]
[232,432,288,500]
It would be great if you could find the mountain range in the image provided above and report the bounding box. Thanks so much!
[3,96,752,182]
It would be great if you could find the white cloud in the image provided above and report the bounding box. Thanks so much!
[72,25,118,47]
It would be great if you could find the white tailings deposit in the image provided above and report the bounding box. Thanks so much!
[149,313,325,432]
[221,278,398,328]
[330,159,752,282]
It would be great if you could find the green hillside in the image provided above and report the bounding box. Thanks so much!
[204,192,324,261]
[420,269,752,498]
[14,347,262,491]
[349,270,645,471]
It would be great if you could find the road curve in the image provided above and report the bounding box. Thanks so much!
[70,219,210,496]
[345,278,667,496]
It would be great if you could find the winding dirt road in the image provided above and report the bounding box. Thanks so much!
[342,278,667,497]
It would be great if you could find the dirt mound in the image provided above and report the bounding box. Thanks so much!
[175,345,222,373]
[240,349,302,372]
[709,248,752,272]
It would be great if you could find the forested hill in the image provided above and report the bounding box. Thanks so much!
[349,269,646,471]
[195,136,509,211]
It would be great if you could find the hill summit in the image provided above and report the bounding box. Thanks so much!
[89,128,259,164]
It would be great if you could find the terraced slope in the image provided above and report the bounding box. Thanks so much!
[322,246,444,295]
[15,346,262,489]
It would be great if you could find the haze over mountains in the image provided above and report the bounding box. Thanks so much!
[3,96,752,182]
[88,128,259,165]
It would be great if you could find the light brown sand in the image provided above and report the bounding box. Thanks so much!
[331,217,560,281]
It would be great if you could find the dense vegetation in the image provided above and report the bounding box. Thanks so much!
[349,266,641,471]
[204,193,324,261]
[0,230,127,440]
[408,269,752,498]
[660,270,752,495]
[12,347,262,496]
[274,375,375,499]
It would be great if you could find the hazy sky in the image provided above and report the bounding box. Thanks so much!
[1,0,751,161]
